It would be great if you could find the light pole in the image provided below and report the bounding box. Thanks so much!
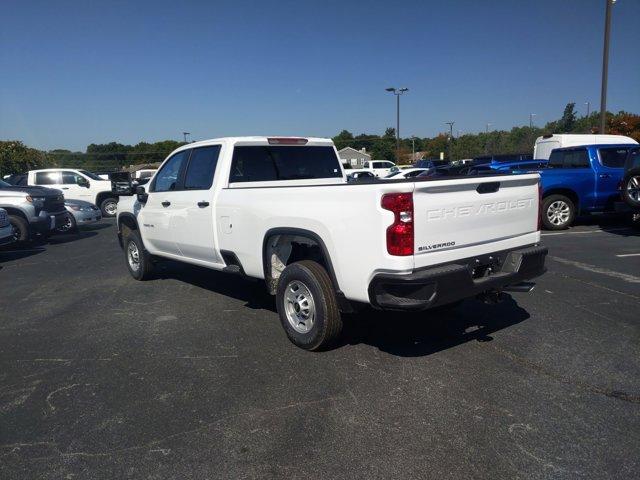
[600,0,615,134]
[585,101,591,117]
[529,113,536,128]
[182,132,191,143]
[385,87,409,161]
[485,123,492,134]
[445,122,455,161]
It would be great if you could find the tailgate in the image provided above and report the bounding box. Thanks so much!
[412,174,539,266]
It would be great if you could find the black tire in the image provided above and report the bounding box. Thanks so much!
[8,215,29,243]
[276,260,342,351]
[621,169,640,209]
[541,194,576,230]
[100,197,118,217]
[56,214,78,234]
[123,229,153,280]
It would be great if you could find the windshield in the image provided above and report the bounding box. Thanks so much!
[384,171,402,178]
[0,180,11,187]
[79,170,104,180]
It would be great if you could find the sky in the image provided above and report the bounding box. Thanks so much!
[1,0,639,152]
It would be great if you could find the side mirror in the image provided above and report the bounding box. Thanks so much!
[136,185,149,204]
[78,177,90,188]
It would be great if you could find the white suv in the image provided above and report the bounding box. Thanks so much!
[363,160,396,177]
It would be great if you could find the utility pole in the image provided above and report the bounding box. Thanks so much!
[385,87,409,161]
[529,113,536,128]
[600,0,615,134]
[585,101,591,117]
[411,136,416,162]
[182,132,191,143]
[485,123,492,134]
[445,122,455,161]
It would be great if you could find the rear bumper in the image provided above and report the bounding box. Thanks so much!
[368,244,548,311]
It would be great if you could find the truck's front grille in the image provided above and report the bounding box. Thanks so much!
[43,195,65,213]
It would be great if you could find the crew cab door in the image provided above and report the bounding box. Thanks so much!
[594,146,628,210]
[138,150,190,255]
[545,148,596,209]
[169,145,222,264]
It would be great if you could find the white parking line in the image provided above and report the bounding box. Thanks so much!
[542,227,631,237]
[549,256,640,284]
[616,253,640,258]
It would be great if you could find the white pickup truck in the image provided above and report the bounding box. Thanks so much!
[116,137,547,350]
[26,169,119,217]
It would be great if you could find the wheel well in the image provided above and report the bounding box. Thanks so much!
[543,189,579,212]
[96,191,118,206]
[263,231,336,295]
[118,214,138,236]
[1,207,27,220]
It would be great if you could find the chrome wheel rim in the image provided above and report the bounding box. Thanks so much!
[627,176,640,202]
[127,241,140,272]
[11,224,21,241]
[283,280,316,334]
[104,201,117,215]
[547,200,570,226]
[58,216,73,232]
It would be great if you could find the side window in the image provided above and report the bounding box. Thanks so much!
[229,147,278,183]
[184,145,221,190]
[153,150,189,192]
[568,149,590,168]
[599,148,628,168]
[35,172,61,185]
[629,149,640,170]
[62,171,83,184]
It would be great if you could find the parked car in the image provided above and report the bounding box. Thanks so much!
[621,147,640,211]
[0,208,15,247]
[362,160,396,177]
[539,144,636,230]
[533,134,637,160]
[0,179,68,242]
[382,168,430,180]
[116,136,546,350]
[25,169,119,217]
[56,200,103,233]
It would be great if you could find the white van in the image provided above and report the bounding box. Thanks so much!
[534,134,638,160]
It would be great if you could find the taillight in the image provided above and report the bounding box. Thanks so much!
[381,192,414,256]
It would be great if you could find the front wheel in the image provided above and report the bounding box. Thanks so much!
[56,214,78,234]
[100,197,118,217]
[8,215,29,243]
[124,230,154,280]
[542,194,576,230]
[276,260,343,351]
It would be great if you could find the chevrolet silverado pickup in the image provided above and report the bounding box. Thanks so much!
[116,137,547,350]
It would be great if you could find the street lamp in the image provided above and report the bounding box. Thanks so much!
[182,132,191,143]
[385,87,409,161]
[485,123,492,133]
[585,101,591,117]
[600,0,616,134]
[445,121,455,161]
[529,113,536,128]
[411,136,416,161]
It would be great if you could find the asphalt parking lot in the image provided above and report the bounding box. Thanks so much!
[1,219,639,479]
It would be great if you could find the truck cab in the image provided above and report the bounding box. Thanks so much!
[539,144,635,229]
[27,169,119,217]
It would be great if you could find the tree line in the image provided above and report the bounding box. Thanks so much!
[1,104,639,176]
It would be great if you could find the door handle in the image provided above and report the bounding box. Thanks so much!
[197,201,210,208]
[61,187,69,190]
[161,201,171,207]
[599,174,611,178]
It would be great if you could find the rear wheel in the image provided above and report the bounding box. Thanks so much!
[276,260,342,351]
[622,169,640,209]
[8,215,29,243]
[100,197,118,217]
[124,229,153,280]
[542,194,576,230]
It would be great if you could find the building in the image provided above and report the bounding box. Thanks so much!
[338,147,371,168]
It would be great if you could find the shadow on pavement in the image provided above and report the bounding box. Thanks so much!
[150,258,530,357]
[0,245,46,263]
[573,214,640,236]
[339,296,530,357]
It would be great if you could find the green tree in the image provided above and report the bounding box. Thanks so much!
[0,141,47,176]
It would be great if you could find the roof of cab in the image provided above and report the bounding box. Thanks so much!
[179,136,334,149]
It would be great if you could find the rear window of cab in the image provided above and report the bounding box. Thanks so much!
[229,146,342,183]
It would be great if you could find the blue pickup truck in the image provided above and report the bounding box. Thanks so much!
[538,143,638,230]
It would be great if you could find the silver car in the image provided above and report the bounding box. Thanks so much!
[57,200,102,233]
